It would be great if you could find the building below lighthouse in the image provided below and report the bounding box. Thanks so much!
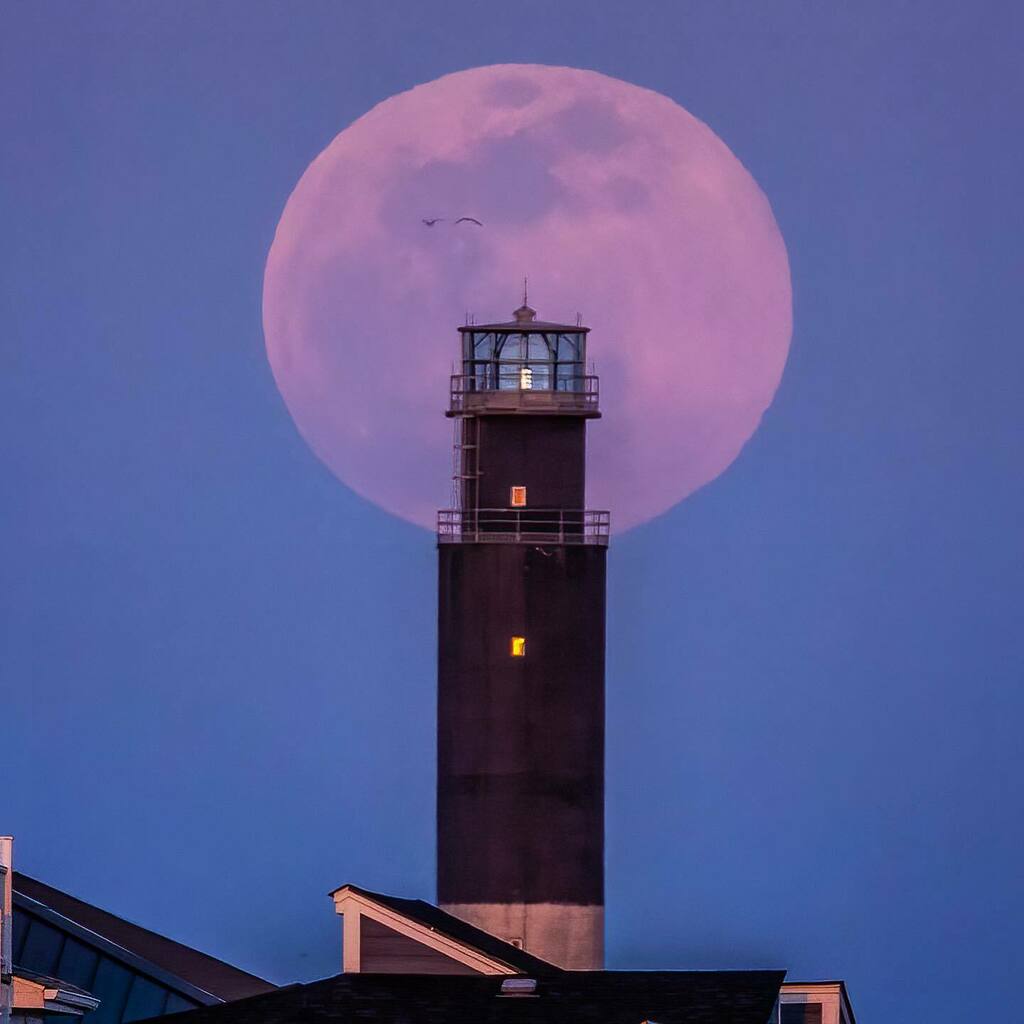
[436,300,608,970]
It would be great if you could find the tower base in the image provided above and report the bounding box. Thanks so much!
[440,902,603,970]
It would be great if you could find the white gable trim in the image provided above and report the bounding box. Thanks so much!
[331,887,516,975]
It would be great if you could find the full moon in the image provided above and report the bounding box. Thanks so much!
[264,65,791,532]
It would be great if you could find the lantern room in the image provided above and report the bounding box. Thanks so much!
[448,302,600,416]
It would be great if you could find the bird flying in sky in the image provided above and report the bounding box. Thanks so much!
[455,217,483,226]
[422,217,444,226]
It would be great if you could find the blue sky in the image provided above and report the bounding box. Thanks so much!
[2,3,1022,1021]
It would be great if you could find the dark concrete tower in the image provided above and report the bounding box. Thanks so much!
[437,298,608,970]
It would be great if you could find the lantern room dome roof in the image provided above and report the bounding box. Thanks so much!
[459,309,589,333]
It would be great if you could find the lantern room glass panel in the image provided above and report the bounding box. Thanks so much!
[460,325,587,393]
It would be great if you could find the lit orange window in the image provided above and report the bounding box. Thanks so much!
[510,636,526,657]
[510,486,527,507]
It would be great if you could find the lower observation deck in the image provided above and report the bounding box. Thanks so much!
[437,508,610,546]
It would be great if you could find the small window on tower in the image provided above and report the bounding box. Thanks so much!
[510,486,527,507]
[510,636,526,657]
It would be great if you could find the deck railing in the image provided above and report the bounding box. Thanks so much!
[437,508,610,546]
[448,374,599,414]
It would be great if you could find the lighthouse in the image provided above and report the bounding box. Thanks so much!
[436,297,608,970]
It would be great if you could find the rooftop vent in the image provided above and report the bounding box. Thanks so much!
[500,978,537,997]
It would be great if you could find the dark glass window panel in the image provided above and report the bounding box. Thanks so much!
[496,334,526,361]
[497,363,520,390]
[12,910,29,961]
[472,333,495,359]
[88,958,135,1024]
[781,1004,823,1024]
[556,362,582,391]
[163,994,199,1015]
[57,937,101,990]
[123,975,169,1022]
[19,918,65,975]
[525,364,552,389]
[557,333,582,361]
[468,361,495,389]
[527,334,551,360]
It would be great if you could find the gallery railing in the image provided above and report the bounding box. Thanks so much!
[448,374,599,414]
[437,508,610,546]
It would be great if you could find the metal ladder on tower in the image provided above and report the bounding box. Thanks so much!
[451,415,481,532]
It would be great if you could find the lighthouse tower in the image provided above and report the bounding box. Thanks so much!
[436,297,608,970]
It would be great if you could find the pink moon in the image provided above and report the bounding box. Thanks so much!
[263,64,791,533]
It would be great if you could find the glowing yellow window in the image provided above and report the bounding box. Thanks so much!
[510,486,527,507]
[510,636,527,657]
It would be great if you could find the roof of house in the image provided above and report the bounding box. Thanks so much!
[153,970,787,1024]
[331,884,560,975]
[13,872,275,1003]
[13,968,102,1014]
[15,968,97,1001]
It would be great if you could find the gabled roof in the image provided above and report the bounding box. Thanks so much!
[330,883,558,976]
[13,873,275,1003]
[153,970,787,1024]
